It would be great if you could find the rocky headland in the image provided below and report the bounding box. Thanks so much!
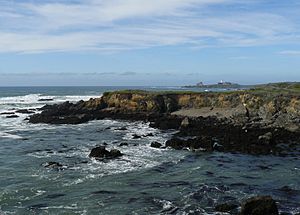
[27,83,300,214]
[29,82,300,156]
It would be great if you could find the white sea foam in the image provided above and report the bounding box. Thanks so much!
[0,94,102,133]
[0,94,42,105]
[0,94,100,105]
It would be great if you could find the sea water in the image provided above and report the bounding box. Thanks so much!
[0,86,299,214]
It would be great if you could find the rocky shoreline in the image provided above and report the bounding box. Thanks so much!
[26,88,300,214]
[29,89,300,156]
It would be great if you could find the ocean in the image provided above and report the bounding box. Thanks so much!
[0,86,299,214]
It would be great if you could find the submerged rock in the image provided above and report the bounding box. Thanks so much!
[240,196,279,215]
[38,98,54,102]
[89,146,122,159]
[119,142,128,147]
[115,127,127,131]
[215,202,238,212]
[16,109,35,114]
[132,134,142,139]
[43,162,64,169]
[0,112,15,115]
[6,114,19,118]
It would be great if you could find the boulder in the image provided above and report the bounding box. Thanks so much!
[89,146,122,159]
[258,132,273,145]
[165,138,186,150]
[240,196,279,215]
[109,149,123,158]
[132,134,142,139]
[119,142,128,147]
[180,117,190,128]
[150,142,162,148]
[89,146,110,158]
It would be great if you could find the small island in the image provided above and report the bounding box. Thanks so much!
[184,80,244,89]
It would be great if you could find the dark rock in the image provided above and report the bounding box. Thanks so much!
[213,142,224,152]
[132,134,142,139]
[46,194,65,199]
[38,98,54,102]
[165,138,185,150]
[150,142,162,148]
[165,136,213,151]
[43,162,63,168]
[89,146,109,158]
[119,142,128,147]
[15,109,35,114]
[240,196,279,215]
[28,203,48,210]
[115,127,127,131]
[258,132,274,145]
[109,149,123,158]
[89,146,122,159]
[27,90,300,156]
[91,190,117,195]
[215,202,238,212]
[6,114,19,118]
[144,133,154,137]
[0,112,15,115]
[150,115,183,130]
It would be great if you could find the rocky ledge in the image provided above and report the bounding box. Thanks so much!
[29,86,300,155]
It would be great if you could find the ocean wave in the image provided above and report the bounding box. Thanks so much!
[0,132,23,139]
[0,94,100,105]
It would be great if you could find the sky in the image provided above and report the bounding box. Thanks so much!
[0,0,300,86]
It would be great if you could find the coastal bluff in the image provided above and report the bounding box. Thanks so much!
[30,89,300,130]
[29,87,300,155]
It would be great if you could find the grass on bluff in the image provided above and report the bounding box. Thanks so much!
[249,82,300,95]
[102,82,300,97]
[102,89,241,97]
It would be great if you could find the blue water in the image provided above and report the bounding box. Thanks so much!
[0,87,299,214]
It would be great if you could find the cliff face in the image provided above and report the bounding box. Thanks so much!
[29,90,300,132]
[28,90,300,155]
[100,91,300,116]
[96,91,300,132]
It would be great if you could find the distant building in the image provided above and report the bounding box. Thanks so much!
[196,82,204,87]
[218,80,234,85]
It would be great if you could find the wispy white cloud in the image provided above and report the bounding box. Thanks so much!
[229,56,252,60]
[0,0,299,53]
[278,50,300,56]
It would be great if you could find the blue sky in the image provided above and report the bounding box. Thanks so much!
[0,0,300,86]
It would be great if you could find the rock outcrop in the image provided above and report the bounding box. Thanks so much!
[240,196,279,215]
[89,146,122,159]
[28,89,300,155]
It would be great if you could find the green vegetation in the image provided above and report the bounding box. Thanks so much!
[250,82,300,94]
[102,82,300,98]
